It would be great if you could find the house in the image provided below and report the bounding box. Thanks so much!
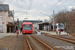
[7,11,14,33]
[0,4,14,33]
[0,4,9,33]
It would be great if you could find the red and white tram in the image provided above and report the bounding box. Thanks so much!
[22,22,33,34]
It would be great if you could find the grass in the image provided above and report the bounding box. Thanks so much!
[1,36,10,39]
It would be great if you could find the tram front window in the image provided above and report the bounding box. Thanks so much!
[24,25,32,30]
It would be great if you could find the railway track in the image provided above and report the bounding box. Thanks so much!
[45,35,75,44]
[31,35,53,50]
[23,35,32,50]
[26,35,53,50]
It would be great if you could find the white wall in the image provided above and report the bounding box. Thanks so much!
[8,16,13,22]
[0,12,4,32]
[33,23,39,30]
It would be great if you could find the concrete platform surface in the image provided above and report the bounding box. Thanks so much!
[40,31,69,35]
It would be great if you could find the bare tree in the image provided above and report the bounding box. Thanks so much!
[54,9,75,33]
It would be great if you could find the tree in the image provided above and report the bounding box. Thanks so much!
[54,9,75,33]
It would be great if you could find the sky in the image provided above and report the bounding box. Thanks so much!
[3,0,75,21]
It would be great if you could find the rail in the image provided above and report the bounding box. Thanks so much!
[25,35,32,50]
[45,35,75,44]
[31,35,53,50]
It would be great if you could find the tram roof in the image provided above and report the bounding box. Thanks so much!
[22,22,32,25]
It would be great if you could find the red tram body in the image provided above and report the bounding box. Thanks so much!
[22,22,33,34]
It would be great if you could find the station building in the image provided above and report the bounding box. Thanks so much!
[38,22,54,31]
[0,4,14,33]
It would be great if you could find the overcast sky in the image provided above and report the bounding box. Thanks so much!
[3,0,75,21]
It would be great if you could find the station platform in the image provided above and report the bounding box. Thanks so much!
[40,31,69,35]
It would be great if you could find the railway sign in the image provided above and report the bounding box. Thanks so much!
[3,22,4,24]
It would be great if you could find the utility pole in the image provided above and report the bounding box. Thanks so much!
[2,11,4,33]
[53,10,55,31]
[17,18,19,30]
[66,18,68,35]
[13,10,14,24]
[59,18,61,35]
[13,10,15,33]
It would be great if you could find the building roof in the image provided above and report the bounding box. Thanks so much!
[38,22,50,25]
[22,22,32,26]
[23,22,32,25]
[23,20,42,23]
[9,11,13,17]
[7,23,15,26]
[0,4,9,11]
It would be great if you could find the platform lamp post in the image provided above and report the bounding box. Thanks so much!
[17,18,19,30]
[66,18,68,35]
[53,10,55,31]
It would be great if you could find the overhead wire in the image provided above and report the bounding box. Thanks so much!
[14,0,33,18]
[39,0,61,16]
[14,11,27,18]
[46,0,67,14]
[44,0,61,11]
[26,0,33,16]
[40,0,67,16]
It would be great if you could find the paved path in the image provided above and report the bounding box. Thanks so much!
[0,33,22,38]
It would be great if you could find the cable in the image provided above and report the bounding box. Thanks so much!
[40,0,67,16]
[46,0,67,14]
[28,0,33,10]
[40,12,51,16]
[15,0,33,18]
[44,0,61,11]
[14,11,27,18]
[26,0,33,16]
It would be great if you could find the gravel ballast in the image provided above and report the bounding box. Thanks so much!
[34,35,75,50]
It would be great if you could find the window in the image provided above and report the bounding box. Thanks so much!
[58,25,63,28]
[0,26,1,30]
[24,25,32,30]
